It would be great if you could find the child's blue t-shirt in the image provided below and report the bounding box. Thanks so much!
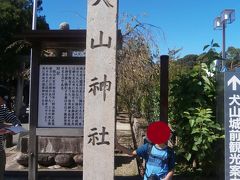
[136,144,175,180]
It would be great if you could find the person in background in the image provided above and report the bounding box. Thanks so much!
[0,85,21,180]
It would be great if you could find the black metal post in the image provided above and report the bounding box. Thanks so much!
[160,55,169,123]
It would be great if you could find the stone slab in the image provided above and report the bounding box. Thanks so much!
[116,122,131,131]
[20,136,83,154]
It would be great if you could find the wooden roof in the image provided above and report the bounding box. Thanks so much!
[18,30,122,49]
[18,30,86,49]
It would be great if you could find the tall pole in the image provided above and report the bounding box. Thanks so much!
[222,21,226,68]
[160,55,169,123]
[29,0,38,179]
[32,0,37,30]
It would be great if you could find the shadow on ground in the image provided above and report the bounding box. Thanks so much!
[5,171,220,180]
[115,175,141,180]
[5,171,141,180]
[5,171,82,180]
[115,156,135,169]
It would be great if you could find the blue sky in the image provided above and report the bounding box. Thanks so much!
[40,0,240,57]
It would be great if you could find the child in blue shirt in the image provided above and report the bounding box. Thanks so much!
[116,121,174,180]
[133,142,174,180]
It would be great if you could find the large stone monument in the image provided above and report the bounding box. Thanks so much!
[83,0,118,179]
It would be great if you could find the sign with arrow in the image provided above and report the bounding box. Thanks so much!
[227,75,240,91]
[224,72,240,180]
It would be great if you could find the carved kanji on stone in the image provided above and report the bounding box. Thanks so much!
[92,0,114,7]
[88,127,110,146]
[91,31,112,49]
[88,74,111,101]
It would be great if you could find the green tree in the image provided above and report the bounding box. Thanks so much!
[197,39,220,68]
[169,63,223,173]
[0,0,49,117]
[226,46,240,69]
[226,46,240,60]
[178,54,199,68]
[0,0,49,80]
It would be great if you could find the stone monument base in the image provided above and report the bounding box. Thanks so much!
[16,134,83,168]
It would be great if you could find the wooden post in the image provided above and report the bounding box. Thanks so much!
[83,0,118,179]
[160,55,169,123]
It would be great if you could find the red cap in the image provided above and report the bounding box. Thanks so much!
[147,121,171,144]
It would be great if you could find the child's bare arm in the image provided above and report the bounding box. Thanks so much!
[163,170,174,180]
[115,141,136,156]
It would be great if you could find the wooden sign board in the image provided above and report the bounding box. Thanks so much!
[83,0,118,179]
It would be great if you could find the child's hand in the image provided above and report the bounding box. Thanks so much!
[139,165,145,177]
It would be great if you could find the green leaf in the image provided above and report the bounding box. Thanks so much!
[185,153,192,161]
[195,136,202,145]
[191,129,200,134]
[201,127,209,133]
[189,119,195,127]
[202,75,211,85]
[211,39,214,45]
[212,43,220,48]
[203,45,210,51]
[192,145,198,151]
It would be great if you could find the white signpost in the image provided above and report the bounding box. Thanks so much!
[83,0,118,179]
[224,72,240,180]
